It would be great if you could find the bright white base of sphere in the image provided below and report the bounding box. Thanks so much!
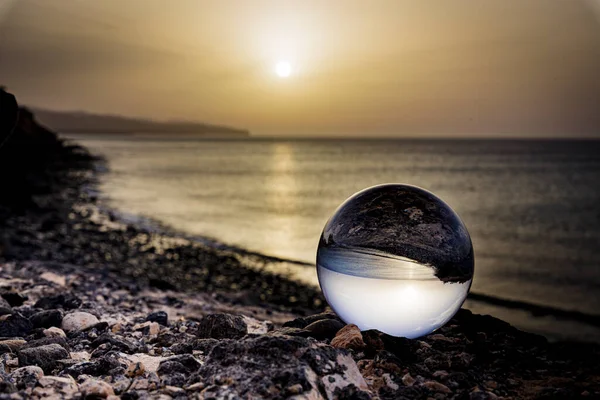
[317,265,471,338]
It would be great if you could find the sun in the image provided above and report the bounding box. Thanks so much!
[275,61,292,78]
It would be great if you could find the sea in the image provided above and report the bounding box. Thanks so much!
[65,135,600,342]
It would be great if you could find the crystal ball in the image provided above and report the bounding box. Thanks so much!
[317,184,474,338]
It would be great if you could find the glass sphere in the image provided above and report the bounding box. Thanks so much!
[317,184,474,339]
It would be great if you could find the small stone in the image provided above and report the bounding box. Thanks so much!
[433,370,449,380]
[0,339,27,354]
[485,380,497,389]
[428,333,453,342]
[39,272,67,286]
[121,354,165,373]
[422,381,451,394]
[70,351,91,361]
[197,313,247,339]
[30,310,63,329]
[402,373,415,386]
[383,373,399,390]
[146,311,168,326]
[132,321,160,335]
[111,375,131,394]
[43,327,67,338]
[186,382,206,391]
[331,324,366,350]
[80,378,115,398]
[37,376,78,396]
[126,361,146,377]
[285,383,304,395]
[0,313,33,336]
[62,311,99,333]
[303,318,345,340]
[18,343,70,373]
[9,366,44,386]
[163,385,185,396]
[130,378,149,391]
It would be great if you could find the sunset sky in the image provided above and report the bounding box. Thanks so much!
[1,0,599,137]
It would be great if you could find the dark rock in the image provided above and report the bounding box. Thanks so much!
[22,336,70,351]
[334,384,372,400]
[34,293,82,310]
[89,321,109,332]
[282,316,307,329]
[157,361,188,375]
[91,333,143,354]
[146,311,168,326]
[0,307,12,316]
[159,354,201,374]
[303,318,345,340]
[0,313,33,336]
[17,343,69,373]
[282,311,341,329]
[197,313,247,339]
[65,352,125,378]
[121,391,140,400]
[160,372,186,387]
[361,329,419,362]
[1,292,26,307]
[362,329,385,352]
[169,341,193,354]
[29,309,63,329]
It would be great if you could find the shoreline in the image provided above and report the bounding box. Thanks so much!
[84,147,600,343]
[1,104,599,398]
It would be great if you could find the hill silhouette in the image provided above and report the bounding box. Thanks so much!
[31,108,250,136]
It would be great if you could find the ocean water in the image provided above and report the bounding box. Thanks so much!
[66,135,600,341]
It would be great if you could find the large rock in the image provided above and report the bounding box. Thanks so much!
[29,309,63,329]
[61,311,99,333]
[18,343,70,373]
[35,293,82,310]
[0,313,33,336]
[303,318,345,340]
[8,366,44,388]
[197,313,247,339]
[189,335,371,399]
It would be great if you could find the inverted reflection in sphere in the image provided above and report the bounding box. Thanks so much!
[317,184,474,338]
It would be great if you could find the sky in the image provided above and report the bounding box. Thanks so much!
[1,0,599,137]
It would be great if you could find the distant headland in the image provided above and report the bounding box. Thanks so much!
[31,108,250,137]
